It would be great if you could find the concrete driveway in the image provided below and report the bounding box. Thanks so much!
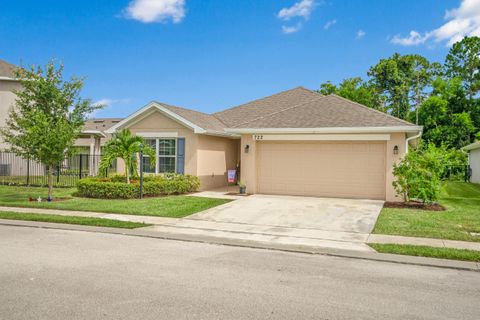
[154,194,385,252]
[190,194,383,234]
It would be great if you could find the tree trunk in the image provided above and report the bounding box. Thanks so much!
[125,159,130,184]
[47,165,53,200]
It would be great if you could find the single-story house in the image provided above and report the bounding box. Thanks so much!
[107,87,422,201]
[465,141,480,184]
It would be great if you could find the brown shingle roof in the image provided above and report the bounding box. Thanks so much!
[232,94,414,128]
[160,103,227,132]
[84,118,123,131]
[213,87,321,127]
[0,59,16,78]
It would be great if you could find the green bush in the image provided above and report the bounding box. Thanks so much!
[77,174,200,199]
[77,178,138,199]
[392,144,461,204]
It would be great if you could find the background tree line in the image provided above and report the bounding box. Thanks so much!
[319,36,480,150]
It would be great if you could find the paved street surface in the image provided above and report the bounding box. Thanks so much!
[0,225,479,320]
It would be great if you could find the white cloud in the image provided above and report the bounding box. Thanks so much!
[90,98,130,117]
[391,30,428,46]
[92,99,115,107]
[282,23,302,34]
[391,0,480,47]
[92,98,130,108]
[323,19,336,30]
[278,0,316,34]
[278,0,316,21]
[356,29,366,39]
[125,0,185,23]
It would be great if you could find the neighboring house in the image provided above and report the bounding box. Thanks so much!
[107,87,422,201]
[0,59,115,176]
[0,59,22,150]
[74,118,123,175]
[465,141,480,184]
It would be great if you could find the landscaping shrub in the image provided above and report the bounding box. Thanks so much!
[77,174,200,199]
[392,144,462,204]
[77,178,138,199]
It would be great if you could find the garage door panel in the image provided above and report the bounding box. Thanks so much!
[256,141,386,200]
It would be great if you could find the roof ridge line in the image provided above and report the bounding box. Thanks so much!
[157,101,230,129]
[231,94,325,128]
[328,94,414,126]
[213,86,318,116]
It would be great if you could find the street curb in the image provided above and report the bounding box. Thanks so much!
[1,219,479,272]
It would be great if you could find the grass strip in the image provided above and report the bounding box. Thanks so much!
[0,211,149,229]
[369,243,480,262]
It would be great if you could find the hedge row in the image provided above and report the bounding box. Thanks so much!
[76,174,200,199]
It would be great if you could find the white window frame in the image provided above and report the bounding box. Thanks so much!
[142,137,178,174]
[157,138,177,174]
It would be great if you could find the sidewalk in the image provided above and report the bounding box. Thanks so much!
[1,205,479,252]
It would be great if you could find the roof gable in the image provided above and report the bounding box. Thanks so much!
[105,102,208,134]
[0,59,17,79]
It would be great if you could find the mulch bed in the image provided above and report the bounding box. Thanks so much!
[383,201,446,211]
[28,197,70,202]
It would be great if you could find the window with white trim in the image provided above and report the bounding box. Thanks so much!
[142,138,177,173]
[158,139,176,173]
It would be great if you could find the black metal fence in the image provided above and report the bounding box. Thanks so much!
[443,165,471,182]
[0,152,116,187]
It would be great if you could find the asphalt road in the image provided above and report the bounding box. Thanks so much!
[0,225,479,320]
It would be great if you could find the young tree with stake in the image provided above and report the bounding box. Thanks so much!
[0,61,100,200]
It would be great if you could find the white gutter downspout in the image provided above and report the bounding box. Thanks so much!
[405,130,422,153]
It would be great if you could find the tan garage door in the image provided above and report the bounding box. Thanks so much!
[256,141,386,200]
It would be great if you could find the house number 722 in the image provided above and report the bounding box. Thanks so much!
[254,135,264,140]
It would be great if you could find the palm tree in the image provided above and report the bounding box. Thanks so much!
[99,129,156,183]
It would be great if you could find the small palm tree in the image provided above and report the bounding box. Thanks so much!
[100,129,156,183]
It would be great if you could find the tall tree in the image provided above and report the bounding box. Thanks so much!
[368,53,436,122]
[319,77,384,111]
[0,62,99,199]
[99,129,156,184]
[444,36,480,99]
[417,94,475,149]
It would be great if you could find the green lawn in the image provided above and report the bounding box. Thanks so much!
[369,243,480,262]
[373,182,480,242]
[0,211,148,229]
[0,185,231,218]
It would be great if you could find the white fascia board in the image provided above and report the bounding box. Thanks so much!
[464,141,480,151]
[105,102,206,134]
[135,132,178,138]
[81,130,106,138]
[252,134,391,141]
[155,104,206,134]
[202,131,241,139]
[226,126,423,134]
[0,76,18,81]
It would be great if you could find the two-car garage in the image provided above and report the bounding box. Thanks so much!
[256,141,387,200]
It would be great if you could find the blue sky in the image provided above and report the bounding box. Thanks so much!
[1,0,474,117]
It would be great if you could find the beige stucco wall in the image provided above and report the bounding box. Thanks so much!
[470,148,480,184]
[197,134,239,190]
[123,109,239,190]
[240,133,408,201]
[0,80,22,150]
[240,134,258,194]
[127,110,198,176]
[386,132,406,202]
